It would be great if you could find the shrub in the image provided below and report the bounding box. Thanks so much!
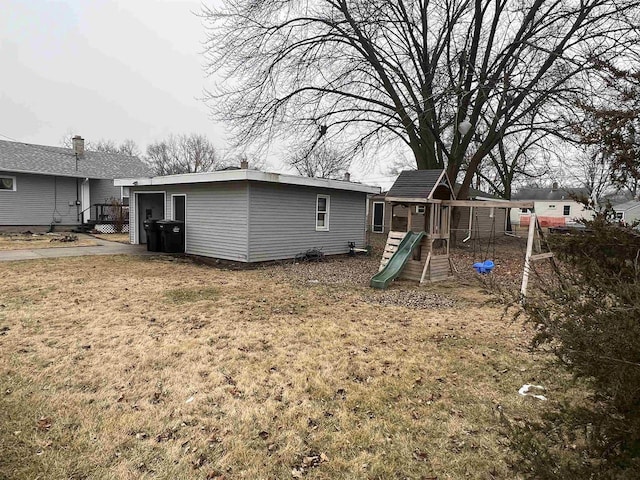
[510,214,640,478]
[108,198,126,233]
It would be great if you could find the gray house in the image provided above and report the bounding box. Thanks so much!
[115,169,380,262]
[613,200,640,224]
[0,137,150,231]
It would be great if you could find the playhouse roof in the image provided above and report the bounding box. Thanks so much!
[386,169,453,200]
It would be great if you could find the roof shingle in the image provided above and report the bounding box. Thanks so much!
[386,169,449,199]
[512,187,589,201]
[0,140,151,179]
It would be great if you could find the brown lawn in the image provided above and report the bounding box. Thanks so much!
[0,233,96,251]
[92,233,131,244]
[0,252,566,480]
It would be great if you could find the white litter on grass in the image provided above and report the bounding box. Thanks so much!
[518,384,547,401]
[185,395,195,403]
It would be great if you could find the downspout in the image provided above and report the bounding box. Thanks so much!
[76,178,80,222]
[75,152,80,223]
[463,206,473,242]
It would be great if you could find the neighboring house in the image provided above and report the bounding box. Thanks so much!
[613,200,640,224]
[367,179,507,239]
[511,184,593,228]
[115,169,380,262]
[0,137,150,230]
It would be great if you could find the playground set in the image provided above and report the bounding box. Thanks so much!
[370,170,551,295]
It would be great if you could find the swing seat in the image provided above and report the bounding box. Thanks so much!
[473,260,495,274]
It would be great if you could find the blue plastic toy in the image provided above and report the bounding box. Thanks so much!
[473,260,495,274]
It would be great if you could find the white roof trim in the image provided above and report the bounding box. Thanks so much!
[115,170,381,194]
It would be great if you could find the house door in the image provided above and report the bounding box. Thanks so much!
[372,202,385,233]
[172,195,186,222]
[81,179,91,223]
[136,193,165,244]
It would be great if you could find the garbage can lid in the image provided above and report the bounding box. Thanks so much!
[157,220,184,225]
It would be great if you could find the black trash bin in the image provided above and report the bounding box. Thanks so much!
[157,220,185,253]
[143,219,162,252]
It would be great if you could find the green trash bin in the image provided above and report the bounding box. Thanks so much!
[157,220,185,253]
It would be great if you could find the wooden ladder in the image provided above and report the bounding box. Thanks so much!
[379,231,408,271]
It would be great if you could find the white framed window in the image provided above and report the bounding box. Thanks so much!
[616,212,624,220]
[171,194,186,222]
[415,205,426,214]
[563,205,571,216]
[316,194,330,231]
[0,176,16,191]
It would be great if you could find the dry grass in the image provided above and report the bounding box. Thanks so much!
[0,254,569,479]
[0,233,96,251]
[92,233,131,244]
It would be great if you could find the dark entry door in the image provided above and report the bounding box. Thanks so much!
[137,193,165,244]
[372,202,384,233]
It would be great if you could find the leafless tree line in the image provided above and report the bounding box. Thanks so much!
[201,0,640,200]
[61,133,236,176]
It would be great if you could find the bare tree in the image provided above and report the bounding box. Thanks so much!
[146,134,223,175]
[60,134,141,157]
[561,148,612,205]
[288,143,351,179]
[202,0,639,201]
[474,128,553,200]
[575,60,640,197]
[92,139,141,157]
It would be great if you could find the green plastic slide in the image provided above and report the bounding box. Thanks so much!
[370,231,426,289]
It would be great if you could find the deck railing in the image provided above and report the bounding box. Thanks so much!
[93,203,129,223]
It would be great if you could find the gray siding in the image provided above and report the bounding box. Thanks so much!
[625,205,640,224]
[248,182,367,262]
[457,206,507,239]
[0,172,80,226]
[129,191,137,244]
[129,182,249,262]
[89,179,122,221]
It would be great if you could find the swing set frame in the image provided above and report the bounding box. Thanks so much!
[443,200,552,296]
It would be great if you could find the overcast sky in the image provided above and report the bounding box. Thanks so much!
[0,0,396,187]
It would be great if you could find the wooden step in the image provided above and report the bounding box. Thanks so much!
[379,231,408,270]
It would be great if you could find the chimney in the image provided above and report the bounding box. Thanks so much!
[343,172,351,182]
[551,181,558,191]
[240,159,249,169]
[72,135,85,156]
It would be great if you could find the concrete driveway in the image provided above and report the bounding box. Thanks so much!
[0,235,158,262]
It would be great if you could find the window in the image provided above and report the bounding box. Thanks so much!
[520,208,530,213]
[316,195,330,231]
[563,205,571,216]
[0,176,16,191]
[616,212,624,220]
[372,202,384,233]
[415,205,426,214]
